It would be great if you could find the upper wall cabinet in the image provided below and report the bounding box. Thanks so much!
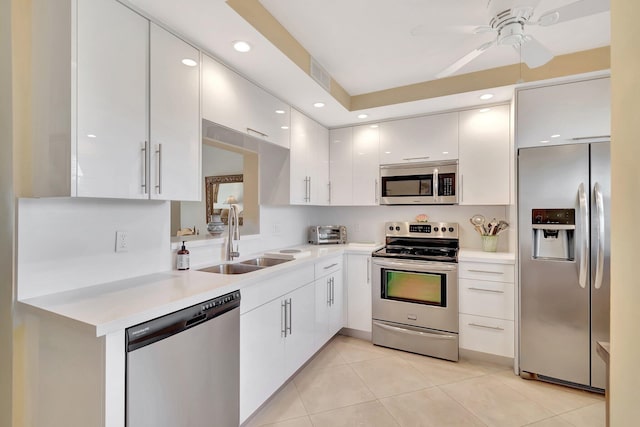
[329,125,380,206]
[290,109,329,205]
[459,105,511,205]
[378,112,458,165]
[516,77,611,148]
[31,0,201,201]
[202,55,291,149]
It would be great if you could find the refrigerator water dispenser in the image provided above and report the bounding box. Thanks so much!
[531,209,575,261]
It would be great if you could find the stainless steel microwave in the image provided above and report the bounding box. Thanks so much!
[379,161,458,205]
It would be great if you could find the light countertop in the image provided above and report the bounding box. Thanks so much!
[18,243,381,337]
[459,249,516,264]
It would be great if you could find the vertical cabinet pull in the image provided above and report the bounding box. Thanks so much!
[141,141,148,194]
[330,277,335,305]
[328,181,332,204]
[155,143,162,194]
[326,278,331,306]
[307,176,311,203]
[374,179,379,204]
[281,300,287,337]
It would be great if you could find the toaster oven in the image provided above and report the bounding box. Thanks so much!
[308,225,347,245]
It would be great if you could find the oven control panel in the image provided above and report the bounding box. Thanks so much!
[385,221,458,239]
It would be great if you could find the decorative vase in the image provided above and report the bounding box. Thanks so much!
[481,235,498,252]
[207,214,225,236]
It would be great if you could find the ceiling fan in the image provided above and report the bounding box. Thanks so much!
[418,0,610,79]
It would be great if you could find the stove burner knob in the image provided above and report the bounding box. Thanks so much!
[395,226,400,231]
[434,227,439,231]
[448,227,454,232]
[388,226,394,231]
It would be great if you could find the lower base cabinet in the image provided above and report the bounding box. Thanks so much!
[346,253,372,332]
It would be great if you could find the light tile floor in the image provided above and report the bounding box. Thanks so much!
[245,335,605,427]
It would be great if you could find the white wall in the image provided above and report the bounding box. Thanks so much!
[610,0,640,423]
[309,205,511,252]
[17,198,171,300]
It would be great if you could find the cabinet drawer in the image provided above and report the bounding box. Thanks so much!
[315,256,343,278]
[241,265,315,314]
[459,278,514,320]
[459,262,514,282]
[459,314,514,358]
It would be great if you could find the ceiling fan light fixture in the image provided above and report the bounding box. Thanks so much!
[498,22,525,46]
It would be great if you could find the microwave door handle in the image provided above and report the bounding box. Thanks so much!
[433,168,439,202]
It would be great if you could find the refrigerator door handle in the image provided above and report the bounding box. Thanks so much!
[578,182,589,289]
[594,182,605,290]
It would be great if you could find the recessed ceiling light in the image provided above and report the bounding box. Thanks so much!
[551,134,561,138]
[540,140,550,144]
[480,93,494,100]
[281,126,289,130]
[442,151,449,155]
[232,40,251,53]
[87,134,97,138]
[370,124,379,128]
[357,114,368,119]
[181,58,198,67]
[479,108,491,113]
[313,102,325,108]
[275,109,285,114]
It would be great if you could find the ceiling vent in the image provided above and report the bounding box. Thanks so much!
[310,57,331,92]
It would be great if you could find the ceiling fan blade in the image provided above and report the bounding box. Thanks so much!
[536,0,610,26]
[410,24,492,37]
[435,41,495,79]
[517,36,554,68]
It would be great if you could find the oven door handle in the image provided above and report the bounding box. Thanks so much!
[373,321,457,340]
[372,258,457,272]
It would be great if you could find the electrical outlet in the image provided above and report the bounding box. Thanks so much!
[273,223,281,234]
[115,231,128,253]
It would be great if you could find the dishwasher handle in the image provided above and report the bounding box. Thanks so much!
[126,290,241,352]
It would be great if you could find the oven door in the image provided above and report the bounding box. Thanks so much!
[379,162,458,205]
[371,257,458,333]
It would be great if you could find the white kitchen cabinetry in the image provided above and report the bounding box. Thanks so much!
[329,125,379,206]
[240,266,316,423]
[314,256,344,346]
[458,105,510,205]
[32,0,200,200]
[346,253,372,333]
[516,77,611,148]
[202,54,291,148]
[458,260,515,358]
[378,112,458,165]
[290,109,330,205]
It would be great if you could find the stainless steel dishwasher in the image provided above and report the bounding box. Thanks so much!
[126,290,240,427]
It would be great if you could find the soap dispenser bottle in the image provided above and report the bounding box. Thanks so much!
[177,241,190,271]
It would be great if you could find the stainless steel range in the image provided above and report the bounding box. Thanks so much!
[372,221,459,362]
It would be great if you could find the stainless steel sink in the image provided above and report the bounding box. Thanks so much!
[238,257,292,267]
[198,263,264,275]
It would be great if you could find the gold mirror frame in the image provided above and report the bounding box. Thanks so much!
[205,174,244,225]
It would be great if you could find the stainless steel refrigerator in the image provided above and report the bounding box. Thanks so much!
[518,142,610,390]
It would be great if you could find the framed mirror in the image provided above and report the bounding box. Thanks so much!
[205,174,244,226]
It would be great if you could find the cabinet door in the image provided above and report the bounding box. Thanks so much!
[314,276,332,347]
[310,121,330,205]
[284,282,317,379]
[201,55,249,133]
[247,85,291,148]
[240,299,286,423]
[328,271,344,336]
[459,105,510,205]
[76,0,148,198]
[149,24,201,201]
[329,127,353,205]
[379,112,458,164]
[346,254,372,332]
[352,125,380,205]
[289,109,311,204]
[517,77,611,148]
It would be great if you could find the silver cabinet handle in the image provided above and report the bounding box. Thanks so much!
[286,298,292,335]
[374,321,457,340]
[328,181,332,204]
[578,182,589,289]
[366,257,371,284]
[374,179,379,204]
[155,143,162,194]
[468,287,504,294]
[246,127,268,138]
[324,263,338,270]
[468,323,505,331]
[594,182,605,290]
[467,269,504,275]
[433,167,439,202]
[330,277,335,305]
[141,141,148,194]
[281,300,287,337]
[402,156,430,161]
[308,176,311,203]
[326,278,331,306]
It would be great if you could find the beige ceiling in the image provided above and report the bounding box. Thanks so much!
[125,0,610,127]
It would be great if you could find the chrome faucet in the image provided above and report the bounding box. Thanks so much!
[225,204,240,261]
